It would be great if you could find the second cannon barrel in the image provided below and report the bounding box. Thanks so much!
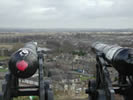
[92,42,133,75]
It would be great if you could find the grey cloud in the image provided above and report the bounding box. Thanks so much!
[0,0,133,28]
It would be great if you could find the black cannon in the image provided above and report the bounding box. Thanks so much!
[0,42,54,100]
[86,42,133,100]
[9,42,38,78]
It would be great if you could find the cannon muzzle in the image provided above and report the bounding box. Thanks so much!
[9,42,39,78]
[92,42,133,75]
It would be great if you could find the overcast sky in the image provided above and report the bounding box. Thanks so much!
[0,0,133,29]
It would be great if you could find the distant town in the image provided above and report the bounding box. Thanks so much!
[0,30,133,100]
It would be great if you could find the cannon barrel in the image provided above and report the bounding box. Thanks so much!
[9,42,39,78]
[92,42,133,75]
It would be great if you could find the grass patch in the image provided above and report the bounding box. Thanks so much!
[80,76,96,81]
[13,96,39,100]
[0,68,8,72]
[0,56,9,60]
[80,76,89,81]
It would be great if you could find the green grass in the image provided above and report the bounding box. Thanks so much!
[80,76,89,81]
[13,96,39,100]
[13,96,30,100]
[0,56,9,60]
[80,76,96,81]
[0,68,8,72]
